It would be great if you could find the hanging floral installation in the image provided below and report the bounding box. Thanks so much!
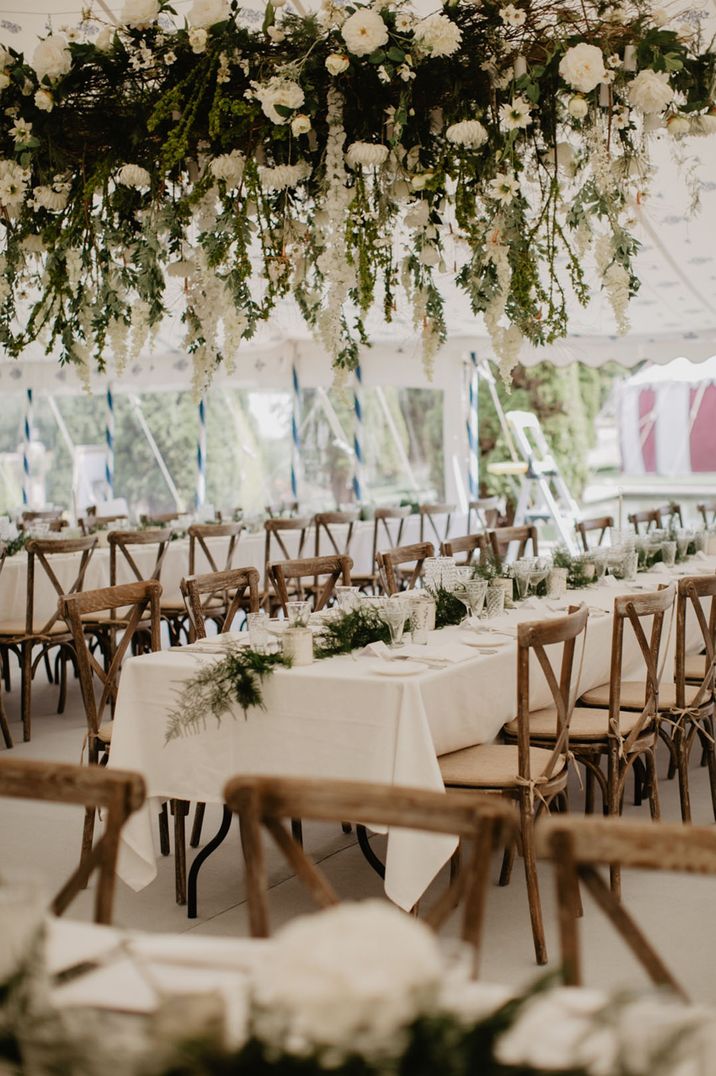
[0,0,714,388]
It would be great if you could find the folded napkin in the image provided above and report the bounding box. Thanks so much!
[694,550,708,561]
[650,562,670,574]
[362,640,475,664]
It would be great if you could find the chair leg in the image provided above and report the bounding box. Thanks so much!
[584,767,595,815]
[190,802,206,848]
[20,641,32,742]
[80,806,96,883]
[675,727,691,823]
[0,689,12,749]
[498,839,516,886]
[521,813,547,966]
[632,756,644,806]
[607,741,621,898]
[645,748,661,821]
[158,802,171,856]
[1,647,10,692]
[703,719,716,823]
[173,800,189,906]
[291,818,303,846]
[57,646,68,715]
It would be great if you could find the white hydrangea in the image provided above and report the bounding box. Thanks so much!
[209,150,245,188]
[412,13,462,57]
[559,42,606,93]
[188,0,229,27]
[345,141,389,167]
[0,159,29,207]
[446,119,488,147]
[32,34,72,82]
[253,77,305,125]
[627,68,674,113]
[116,163,151,189]
[258,160,312,190]
[340,9,388,56]
[121,0,159,27]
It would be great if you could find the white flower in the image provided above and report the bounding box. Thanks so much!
[613,107,630,130]
[32,34,72,82]
[499,95,532,129]
[559,42,606,93]
[413,13,462,57]
[419,244,439,266]
[166,258,196,277]
[345,141,389,168]
[377,64,390,82]
[164,50,177,64]
[0,45,12,69]
[267,26,285,42]
[0,159,29,207]
[188,0,228,27]
[188,27,208,52]
[628,68,674,113]
[666,114,690,138]
[34,88,54,112]
[95,26,115,51]
[209,149,244,187]
[651,7,669,26]
[0,73,9,92]
[121,0,159,27]
[325,52,350,75]
[258,160,312,190]
[9,118,32,143]
[411,172,433,190]
[253,77,304,125]
[340,9,388,57]
[395,11,413,31]
[446,119,488,147]
[606,52,621,68]
[487,172,520,203]
[404,199,430,228]
[32,184,68,211]
[500,3,526,26]
[291,113,311,136]
[116,163,151,189]
[567,95,588,119]
[689,112,716,136]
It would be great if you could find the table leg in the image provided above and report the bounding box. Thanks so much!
[356,824,385,880]
[187,805,233,919]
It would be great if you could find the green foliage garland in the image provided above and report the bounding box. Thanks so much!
[0,532,28,558]
[431,585,466,628]
[313,605,391,658]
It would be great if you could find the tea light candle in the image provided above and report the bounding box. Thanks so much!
[623,45,637,71]
[599,82,611,107]
[282,627,313,666]
[513,54,527,78]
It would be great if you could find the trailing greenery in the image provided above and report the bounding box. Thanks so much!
[0,532,28,558]
[313,605,390,659]
[431,585,467,629]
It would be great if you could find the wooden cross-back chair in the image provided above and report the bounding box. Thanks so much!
[656,575,716,822]
[109,527,174,587]
[181,567,260,639]
[489,524,539,564]
[139,512,181,526]
[0,757,145,925]
[80,514,129,536]
[628,503,683,534]
[438,604,589,966]
[575,584,676,895]
[575,515,614,552]
[537,815,716,1000]
[352,506,411,592]
[224,774,516,973]
[20,510,66,531]
[313,511,358,558]
[0,535,97,742]
[263,517,311,609]
[697,500,716,528]
[268,555,353,615]
[376,541,435,595]
[0,651,11,750]
[160,521,245,642]
[467,497,502,534]
[441,533,488,567]
[419,503,455,545]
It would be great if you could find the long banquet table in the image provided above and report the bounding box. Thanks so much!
[108,557,715,912]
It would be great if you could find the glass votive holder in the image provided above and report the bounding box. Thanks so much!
[661,540,677,567]
[335,586,360,612]
[485,584,506,619]
[282,626,313,666]
[623,548,638,581]
[546,567,568,600]
[247,611,269,653]
[410,601,431,644]
[286,600,311,627]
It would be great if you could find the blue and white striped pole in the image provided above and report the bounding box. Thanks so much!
[105,384,114,496]
[196,396,207,509]
[290,361,301,502]
[467,353,479,500]
[22,388,32,507]
[352,364,365,504]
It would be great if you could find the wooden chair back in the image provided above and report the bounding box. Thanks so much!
[376,541,434,595]
[80,514,129,535]
[265,500,300,519]
[489,524,539,563]
[108,527,174,586]
[602,584,676,754]
[263,517,310,584]
[441,533,488,567]
[419,503,455,544]
[537,814,716,998]
[697,500,716,528]
[313,511,358,559]
[61,580,163,741]
[20,510,65,531]
[24,536,98,636]
[370,507,410,571]
[188,522,243,576]
[628,503,683,534]
[139,512,180,525]
[575,515,614,552]
[0,757,145,924]
[268,555,352,614]
[467,497,502,534]
[181,567,260,638]
[224,774,516,969]
[674,575,716,709]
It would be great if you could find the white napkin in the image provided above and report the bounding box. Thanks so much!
[650,562,669,574]
[602,576,621,588]
[694,551,708,561]
[363,640,475,664]
[518,597,541,609]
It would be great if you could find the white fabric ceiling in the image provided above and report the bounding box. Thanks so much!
[2,0,716,393]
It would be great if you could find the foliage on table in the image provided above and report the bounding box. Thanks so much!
[552,547,595,589]
[312,605,390,659]
[0,2,715,389]
[0,533,28,558]
[431,585,467,629]
[165,646,291,741]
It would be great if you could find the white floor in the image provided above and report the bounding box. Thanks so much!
[2,657,715,1002]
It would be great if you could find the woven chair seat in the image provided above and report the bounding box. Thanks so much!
[684,653,709,681]
[0,620,68,638]
[505,705,650,742]
[579,680,701,710]
[439,743,566,789]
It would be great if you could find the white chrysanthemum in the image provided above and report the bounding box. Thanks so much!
[499,95,532,129]
[32,184,68,212]
[446,119,488,147]
[487,172,520,203]
[253,77,305,124]
[0,159,29,207]
[121,0,159,27]
[325,52,350,75]
[32,34,72,82]
[345,141,389,167]
[340,9,388,56]
[258,160,312,190]
[413,13,462,57]
[116,163,151,189]
[500,3,526,26]
[628,68,674,113]
[559,42,605,93]
[188,0,228,27]
[209,150,244,188]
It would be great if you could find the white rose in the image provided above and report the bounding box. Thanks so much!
[628,68,674,113]
[121,0,159,27]
[34,89,54,111]
[559,42,605,93]
[325,52,350,75]
[413,13,462,58]
[291,113,311,135]
[32,34,72,82]
[567,95,589,119]
[95,27,116,51]
[446,119,488,147]
[116,163,151,189]
[253,76,304,124]
[188,27,208,53]
[188,0,228,27]
[666,114,690,137]
[341,9,388,57]
[209,149,244,187]
[345,141,389,168]
[0,73,10,91]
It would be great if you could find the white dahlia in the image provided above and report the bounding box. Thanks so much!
[345,141,389,168]
[445,119,488,148]
[627,68,674,113]
[559,42,606,93]
[258,160,312,190]
[341,9,389,56]
[253,77,305,125]
[209,150,244,188]
[32,34,72,82]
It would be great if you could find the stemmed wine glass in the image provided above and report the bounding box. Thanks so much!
[452,580,488,624]
[381,599,409,648]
